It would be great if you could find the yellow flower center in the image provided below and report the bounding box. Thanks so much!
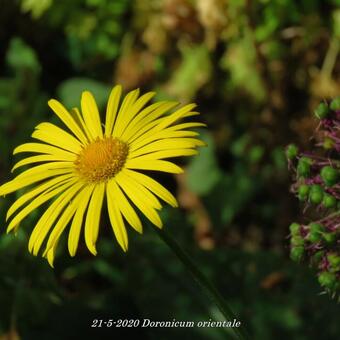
[75,137,128,183]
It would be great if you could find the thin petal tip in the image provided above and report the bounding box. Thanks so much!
[121,244,128,252]
[82,90,93,99]
[88,245,97,256]
[6,224,16,233]
[154,219,163,229]
[47,256,55,268]
[171,200,179,208]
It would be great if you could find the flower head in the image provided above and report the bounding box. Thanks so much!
[0,86,205,266]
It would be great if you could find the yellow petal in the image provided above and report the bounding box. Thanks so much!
[125,159,183,174]
[129,138,204,158]
[46,247,57,268]
[81,91,103,139]
[128,108,199,147]
[7,179,77,233]
[32,122,83,153]
[129,130,199,152]
[165,122,207,131]
[44,186,90,255]
[15,162,72,179]
[124,169,178,207]
[70,107,93,142]
[45,185,91,267]
[68,184,94,257]
[131,104,197,144]
[14,142,76,159]
[84,182,105,255]
[12,154,76,172]
[153,103,196,131]
[107,179,142,233]
[112,89,140,137]
[106,182,128,251]
[122,101,178,142]
[48,99,88,144]
[116,172,163,228]
[129,149,198,161]
[30,181,84,255]
[105,85,122,136]
[0,167,73,196]
[116,171,161,209]
[113,91,155,138]
[6,174,74,220]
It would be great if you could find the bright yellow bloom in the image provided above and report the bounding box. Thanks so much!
[0,86,205,266]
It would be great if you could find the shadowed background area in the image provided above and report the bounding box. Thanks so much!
[0,0,339,339]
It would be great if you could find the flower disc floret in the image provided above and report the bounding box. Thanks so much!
[75,137,128,183]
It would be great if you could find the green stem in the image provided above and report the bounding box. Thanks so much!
[154,227,250,340]
[321,36,339,79]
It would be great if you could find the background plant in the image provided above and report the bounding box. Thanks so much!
[286,98,340,300]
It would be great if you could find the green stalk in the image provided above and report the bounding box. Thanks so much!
[154,227,250,340]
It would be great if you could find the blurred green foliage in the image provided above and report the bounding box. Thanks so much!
[0,0,339,339]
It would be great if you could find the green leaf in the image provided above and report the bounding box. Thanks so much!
[21,0,53,19]
[6,37,41,73]
[186,132,222,195]
[57,78,111,109]
[165,45,212,101]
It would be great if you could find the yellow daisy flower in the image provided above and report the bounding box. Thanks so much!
[0,86,205,266]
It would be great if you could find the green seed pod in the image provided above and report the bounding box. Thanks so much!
[314,102,329,119]
[289,222,300,236]
[309,222,324,234]
[320,166,339,187]
[285,144,298,160]
[323,137,334,150]
[322,194,337,208]
[308,231,322,243]
[291,235,304,247]
[309,223,324,242]
[327,253,340,270]
[312,251,324,265]
[318,271,337,290]
[290,246,304,262]
[297,157,311,177]
[309,185,324,204]
[330,97,340,111]
[323,232,337,244]
[298,184,310,201]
